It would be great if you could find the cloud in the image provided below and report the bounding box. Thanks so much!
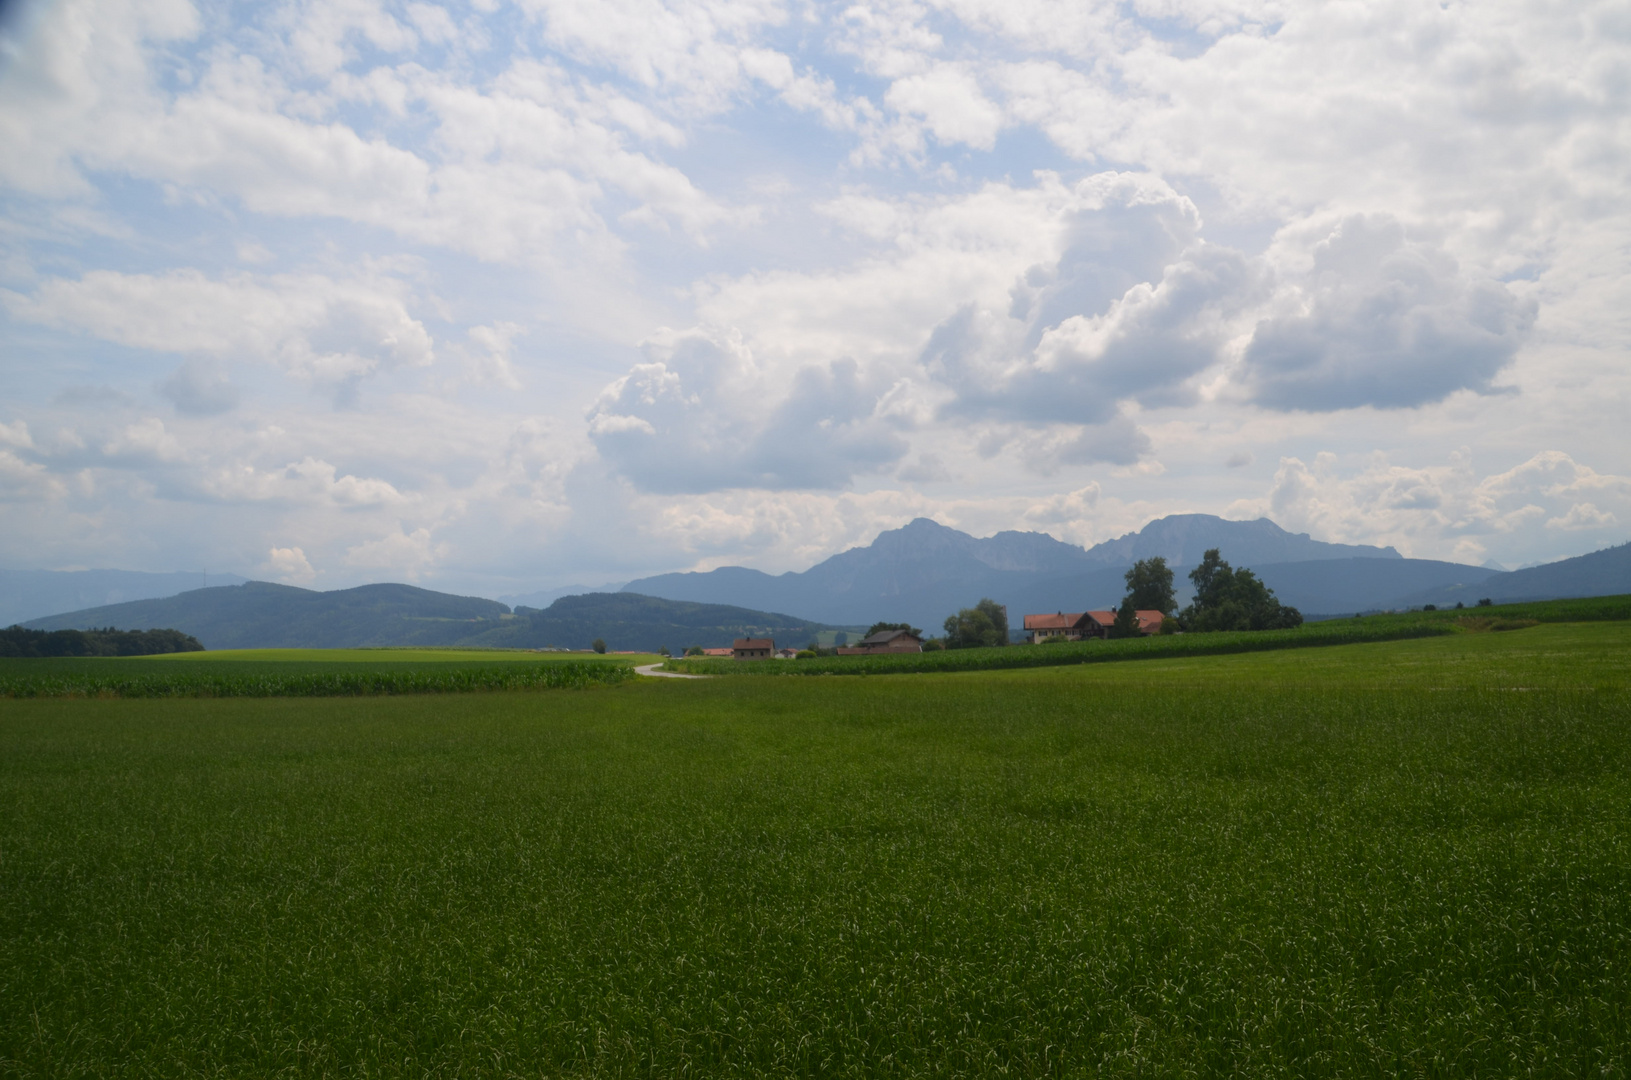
[0,420,33,450]
[0,447,62,500]
[1238,215,1538,411]
[1227,449,1631,565]
[885,65,1004,151]
[897,452,950,484]
[344,526,446,578]
[102,417,186,464]
[159,359,240,416]
[1547,503,1617,531]
[452,323,524,389]
[0,0,739,267]
[1022,482,1101,526]
[262,545,316,585]
[588,325,908,493]
[8,269,434,386]
[910,173,1251,462]
[203,457,409,508]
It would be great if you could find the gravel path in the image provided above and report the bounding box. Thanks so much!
[633,663,710,679]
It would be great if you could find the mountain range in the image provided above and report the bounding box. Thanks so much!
[22,585,850,653]
[13,515,1630,648]
[621,514,1444,629]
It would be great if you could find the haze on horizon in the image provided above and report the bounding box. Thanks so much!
[1,0,1627,596]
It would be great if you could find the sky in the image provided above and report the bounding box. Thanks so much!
[1,0,1627,596]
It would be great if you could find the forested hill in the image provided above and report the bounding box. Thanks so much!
[463,592,850,653]
[23,582,509,650]
[22,584,849,652]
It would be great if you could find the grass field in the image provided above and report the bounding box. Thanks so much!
[2,623,1629,1075]
[0,649,650,698]
[144,647,662,663]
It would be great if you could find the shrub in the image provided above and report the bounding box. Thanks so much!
[1477,598,1493,607]
[592,638,607,654]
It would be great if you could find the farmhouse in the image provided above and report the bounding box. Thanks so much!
[733,637,775,659]
[1024,609,1168,641]
[855,628,923,652]
[1022,612,1087,643]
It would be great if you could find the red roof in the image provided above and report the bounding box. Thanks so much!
[733,638,774,650]
[1087,610,1166,632]
[1023,612,1084,631]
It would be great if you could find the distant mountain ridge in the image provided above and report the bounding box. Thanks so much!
[622,514,1411,629]
[25,582,508,650]
[1402,541,1631,609]
[1081,514,1401,567]
[23,583,852,652]
[0,568,249,627]
[471,593,850,652]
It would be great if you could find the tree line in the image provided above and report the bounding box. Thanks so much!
[0,626,206,658]
[941,548,1301,649]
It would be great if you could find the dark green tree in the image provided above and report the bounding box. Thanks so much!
[942,598,1009,649]
[1122,556,1176,614]
[591,638,607,653]
[1180,548,1302,632]
[1107,598,1142,639]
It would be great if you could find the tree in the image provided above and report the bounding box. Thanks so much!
[1180,548,1302,632]
[942,598,1009,649]
[592,638,607,654]
[1108,598,1141,639]
[865,621,924,639]
[1122,556,1176,615]
[685,645,704,656]
[657,645,671,656]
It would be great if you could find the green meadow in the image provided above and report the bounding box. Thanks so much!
[143,647,660,663]
[2,622,1629,1076]
[0,649,651,699]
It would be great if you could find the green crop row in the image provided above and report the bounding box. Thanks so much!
[663,594,1631,676]
[0,660,633,698]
